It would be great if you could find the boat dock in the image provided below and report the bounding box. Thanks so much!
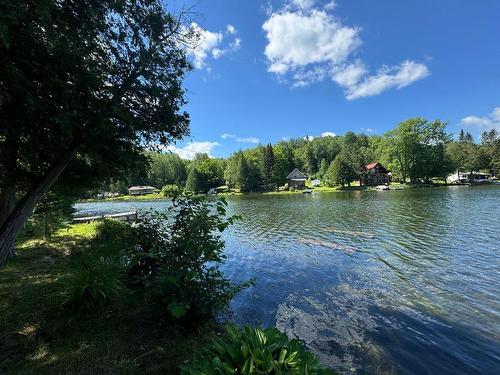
[72,211,138,224]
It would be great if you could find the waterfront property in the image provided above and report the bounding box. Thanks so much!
[363,162,391,186]
[287,168,307,189]
[128,185,158,195]
[447,170,492,184]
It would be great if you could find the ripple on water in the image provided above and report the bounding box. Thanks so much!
[74,186,500,374]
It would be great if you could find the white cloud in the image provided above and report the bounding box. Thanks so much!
[221,133,235,139]
[262,4,429,99]
[166,141,220,160]
[460,106,500,133]
[321,131,336,137]
[344,60,429,100]
[188,23,241,69]
[290,0,317,10]
[237,137,260,144]
[324,1,336,11]
[304,135,315,141]
[263,10,361,74]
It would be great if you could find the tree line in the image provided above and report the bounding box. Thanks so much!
[102,118,499,194]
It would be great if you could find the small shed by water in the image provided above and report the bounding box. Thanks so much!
[287,169,307,189]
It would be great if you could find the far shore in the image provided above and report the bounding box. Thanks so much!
[75,181,486,203]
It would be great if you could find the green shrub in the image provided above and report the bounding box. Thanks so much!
[124,194,251,321]
[162,184,183,197]
[62,251,123,310]
[289,186,296,192]
[61,219,129,310]
[183,325,335,375]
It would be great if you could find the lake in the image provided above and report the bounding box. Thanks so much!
[74,186,500,374]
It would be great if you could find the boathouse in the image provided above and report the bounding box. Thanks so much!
[287,169,307,189]
[128,185,158,196]
[363,163,391,186]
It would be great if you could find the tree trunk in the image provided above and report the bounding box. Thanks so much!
[0,186,16,227]
[0,146,79,267]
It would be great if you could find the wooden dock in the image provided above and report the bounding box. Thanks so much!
[72,211,138,224]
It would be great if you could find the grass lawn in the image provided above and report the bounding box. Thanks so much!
[0,225,215,375]
[79,193,167,203]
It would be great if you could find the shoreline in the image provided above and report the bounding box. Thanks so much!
[74,182,486,203]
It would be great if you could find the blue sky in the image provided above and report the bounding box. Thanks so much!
[166,0,500,159]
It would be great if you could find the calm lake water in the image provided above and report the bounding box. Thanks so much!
[74,186,500,374]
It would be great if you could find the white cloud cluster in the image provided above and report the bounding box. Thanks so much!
[262,3,429,99]
[460,106,500,133]
[188,23,241,69]
[166,141,220,160]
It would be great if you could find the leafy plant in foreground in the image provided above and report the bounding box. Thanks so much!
[124,194,252,321]
[183,325,336,374]
[61,251,124,310]
[61,219,129,310]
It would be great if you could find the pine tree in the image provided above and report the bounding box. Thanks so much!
[459,129,465,142]
[262,144,277,188]
[236,154,253,192]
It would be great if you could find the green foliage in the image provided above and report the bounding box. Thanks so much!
[185,166,205,193]
[62,251,123,311]
[379,118,453,183]
[0,0,193,261]
[32,190,75,238]
[162,184,183,197]
[124,194,250,321]
[183,325,335,375]
[326,152,358,187]
[149,152,188,188]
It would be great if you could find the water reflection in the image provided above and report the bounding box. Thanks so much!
[74,186,500,374]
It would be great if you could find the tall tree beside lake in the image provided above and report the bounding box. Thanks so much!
[326,151,358,187]
[0,0,194,266]
[380,118,452,183]
[262,144,277,188]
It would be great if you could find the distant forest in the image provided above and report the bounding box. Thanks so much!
[99,118,500,194]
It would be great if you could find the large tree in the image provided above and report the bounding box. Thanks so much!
[0,0,195,265]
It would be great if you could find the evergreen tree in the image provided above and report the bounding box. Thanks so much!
[236,153,253,192]
[326,152,357,187]
[262,144,277,188]
[459,129,465,142]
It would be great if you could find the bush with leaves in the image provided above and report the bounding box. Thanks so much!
[183,325,335,374]
[161,184,183,197]
[61,219,131,310]
[124,194,251,321]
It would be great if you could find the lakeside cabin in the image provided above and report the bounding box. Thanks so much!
[447,171,492,184]
[287,168,307,189]
[363,162,391,186]
[128,185,158,196]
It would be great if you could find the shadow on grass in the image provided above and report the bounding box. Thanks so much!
[0,230,214,375]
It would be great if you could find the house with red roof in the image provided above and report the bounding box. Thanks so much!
[362,162,391,186]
